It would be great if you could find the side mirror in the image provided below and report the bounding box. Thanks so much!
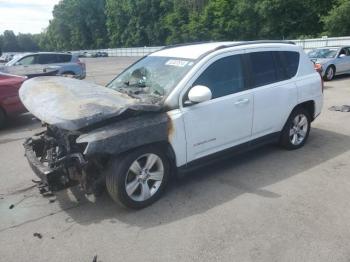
[15,62,22,66]
[187,85,212,104]
[339,54,346,58]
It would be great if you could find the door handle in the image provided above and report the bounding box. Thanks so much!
[234,98,249,105]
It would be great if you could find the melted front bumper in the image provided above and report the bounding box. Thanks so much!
[23,137,85,191]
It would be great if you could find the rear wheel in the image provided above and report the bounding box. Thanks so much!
[106,146,170,209]
[280,107,311,150]
[324,65,335,81]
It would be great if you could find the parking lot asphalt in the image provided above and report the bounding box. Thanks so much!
[1,57,350,262]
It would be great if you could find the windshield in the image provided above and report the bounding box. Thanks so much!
[5,54,25,66]
[308,48,338,59]
[107,56,195,99]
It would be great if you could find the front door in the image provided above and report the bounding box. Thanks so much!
[335,48,350,73]
[181,53,254,162]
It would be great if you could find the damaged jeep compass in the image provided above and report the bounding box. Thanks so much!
[21,41,323,208]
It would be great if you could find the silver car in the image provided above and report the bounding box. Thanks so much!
[308,46,350,81]
[3,52,86,79]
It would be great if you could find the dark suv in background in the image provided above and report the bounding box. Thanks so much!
[3,52,86,79]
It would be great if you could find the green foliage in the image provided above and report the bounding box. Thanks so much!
[42,0,108,50]
[0,0,347,52]
[2,30,20,52]
[323,0,350,36]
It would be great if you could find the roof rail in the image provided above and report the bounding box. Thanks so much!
[196,40,296,60]
[217,40,295,49]
[160,41,215,51]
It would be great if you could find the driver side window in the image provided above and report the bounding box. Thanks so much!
[192,55,245,99]
[18,55,36,65]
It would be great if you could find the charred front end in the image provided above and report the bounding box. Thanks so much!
[23,112,170,194]
[23,126,96,192]
[20,77,170,194]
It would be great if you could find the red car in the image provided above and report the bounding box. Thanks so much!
[0,73,27,127]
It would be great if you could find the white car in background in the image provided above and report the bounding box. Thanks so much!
[21,41,323,208]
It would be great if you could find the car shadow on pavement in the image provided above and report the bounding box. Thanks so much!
[56,127,350,229]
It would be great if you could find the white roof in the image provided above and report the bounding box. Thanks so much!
[150,42,238,59]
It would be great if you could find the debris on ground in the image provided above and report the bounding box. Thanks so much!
[329,105,350,112]
[49,199,56,203]
[33,233,42,239]
[92,255,98,262]
[9,204,14,209]
[42,191,54,197]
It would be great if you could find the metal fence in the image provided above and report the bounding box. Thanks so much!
[74,36,350,57]
[3,36,350,58]
[293,36,350,51]
[74,46,163,57]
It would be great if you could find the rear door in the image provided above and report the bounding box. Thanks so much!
[247,50,299,139]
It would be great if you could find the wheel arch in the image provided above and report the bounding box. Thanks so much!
[281,100,315,131]
[297,100,315,121]
[324,64,336,80]
[61,71,76,75]
[113,141,177,173]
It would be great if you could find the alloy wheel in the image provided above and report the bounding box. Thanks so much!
[289,114,309,146]
[124,153,164,202]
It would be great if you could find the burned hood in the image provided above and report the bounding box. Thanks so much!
[19,77,162,131]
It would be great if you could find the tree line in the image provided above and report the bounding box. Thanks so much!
[1,0,350,52]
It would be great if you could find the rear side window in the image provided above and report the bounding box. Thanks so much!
[57,54,72,63]
[193,55,245,99]
[248,51,300,88]
[249,51,277,87]
[281,51,300,78]
[38,54,58,64]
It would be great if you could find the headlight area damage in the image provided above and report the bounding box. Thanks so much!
[20,77,171,194]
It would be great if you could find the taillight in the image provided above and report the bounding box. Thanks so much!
[314,63,322,72]
[77,59,85,70]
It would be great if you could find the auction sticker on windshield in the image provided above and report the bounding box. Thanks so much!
[165,59,189,67]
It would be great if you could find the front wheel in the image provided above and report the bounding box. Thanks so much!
[280,107,311,150]
[323,66,335,81]
[106,146,170,209]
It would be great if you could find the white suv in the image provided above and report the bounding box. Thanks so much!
[21,41,323,208]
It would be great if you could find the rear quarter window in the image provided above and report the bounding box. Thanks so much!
[281,51,300,78]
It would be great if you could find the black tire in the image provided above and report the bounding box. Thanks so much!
[0,108,7,129]
[106,145,171,209]
[323,65,335,81]
[279,107,311,150]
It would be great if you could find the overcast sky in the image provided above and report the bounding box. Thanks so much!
[0,0,59,34]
